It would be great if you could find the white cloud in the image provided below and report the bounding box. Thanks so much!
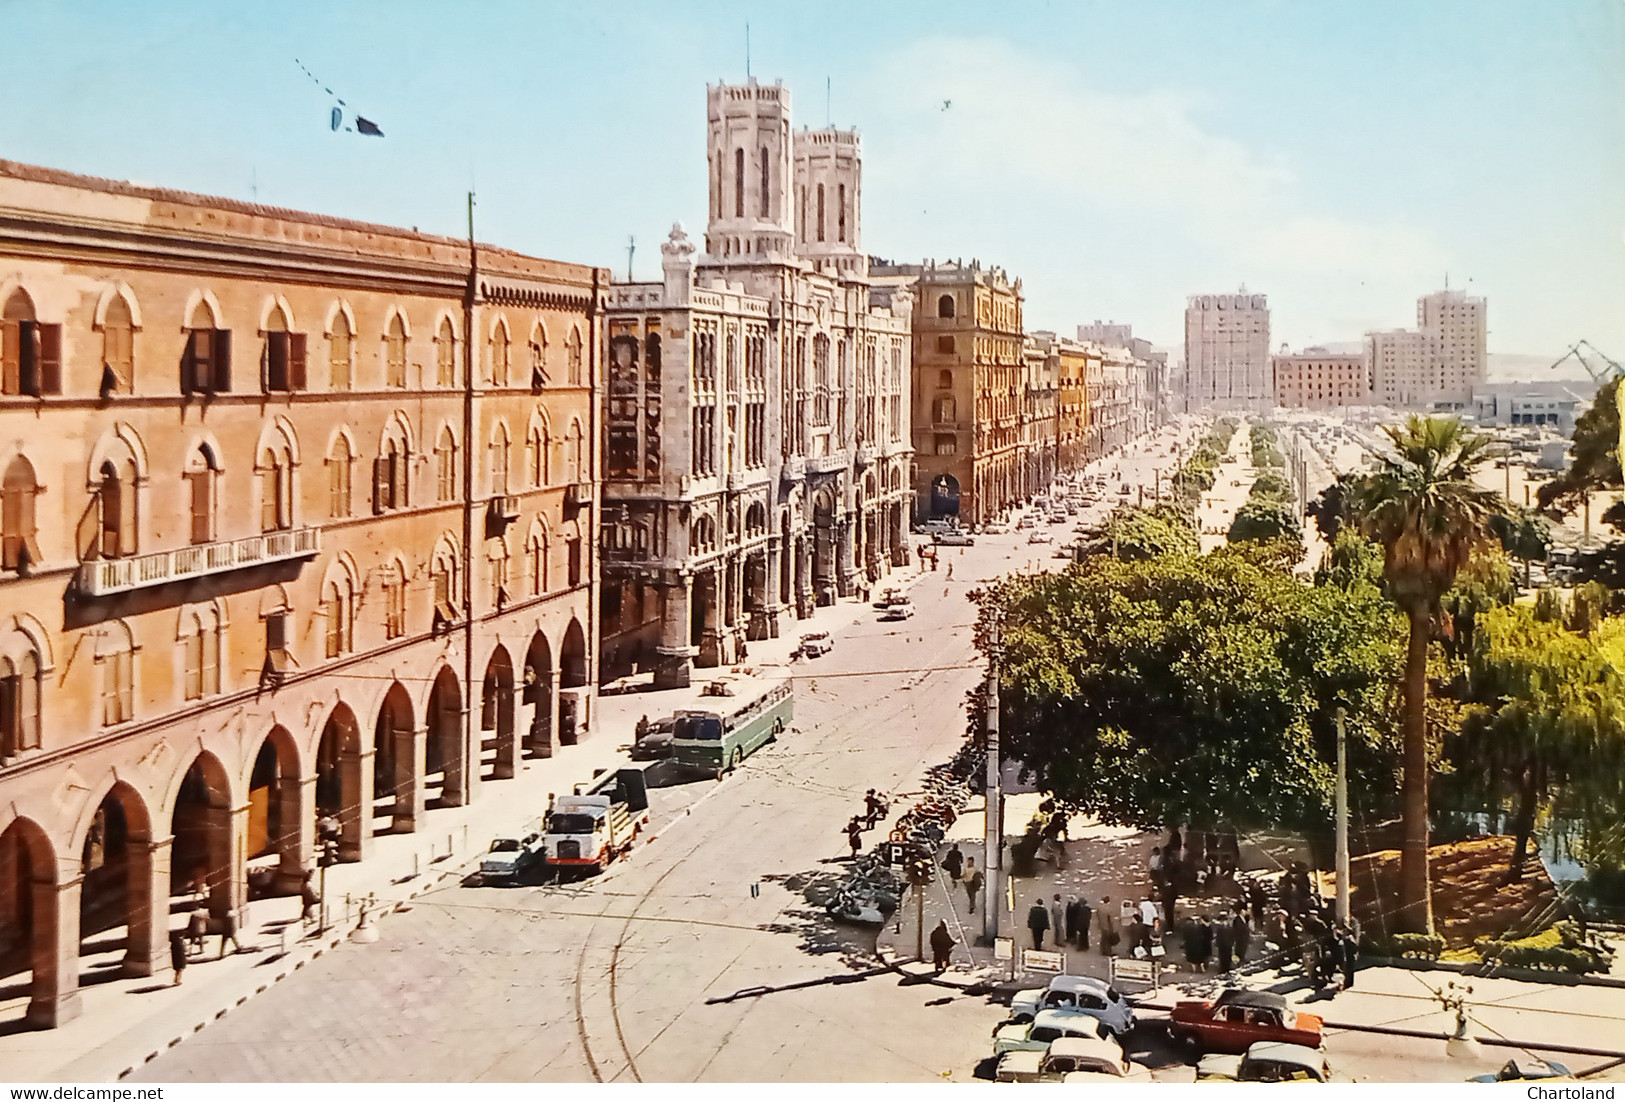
[861,36,1448,290]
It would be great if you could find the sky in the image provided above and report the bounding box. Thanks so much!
[3,1,1622,377]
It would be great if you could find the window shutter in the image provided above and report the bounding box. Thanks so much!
[372,457,387,514]
[18,322,39,396]
[36,324,60,395]
[181,330,199,394]
[288,332,307,391]
[190,471,212,544]
[212,329,232,392]
[266,331,288,391]
[0,320,19,394]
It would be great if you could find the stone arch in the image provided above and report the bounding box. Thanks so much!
[558,619,588,746]
[480,645,517,781]
[745,501,767,537]
[71,777,169,978]
[257,293,298,334]
[0,815,78,1026]
[166,749,238,920]
[424,666,466,810]
[373,682,418,835]
[86,422,150,487]
[522,631,554,758]
[321,298,357,337]
[244,724,302,884]
[181,288,225,330]
[314,702,367,861]
[92,282,144,330]
[256,414,303,466]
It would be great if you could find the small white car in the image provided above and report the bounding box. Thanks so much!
[480,832,544,885]
[798,632,833,658]
[879,599,914,621]
[1009,975,1136,1038]
[1027,531,1052,544]
[1017,515,1036,529]
[934,530,975,546]
[995,1036,1148,1083]
[992,1008,1108,1056]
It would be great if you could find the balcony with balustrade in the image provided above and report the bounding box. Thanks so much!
[75,527,322,597]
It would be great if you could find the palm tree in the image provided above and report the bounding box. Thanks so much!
[1351,415,1500,933]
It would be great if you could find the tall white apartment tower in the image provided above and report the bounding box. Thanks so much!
[1418,289,1486,405]
[793,126,865,277]
[1183,292,1272,412]
[705,78,795,260]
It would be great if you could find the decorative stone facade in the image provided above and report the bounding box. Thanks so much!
[598,80,913,689]
[0,161,602,1026]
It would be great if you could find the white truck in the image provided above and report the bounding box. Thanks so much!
[543,767,650,874]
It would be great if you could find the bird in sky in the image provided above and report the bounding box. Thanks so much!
[941,99,952,111]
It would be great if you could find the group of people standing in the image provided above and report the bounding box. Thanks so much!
[941,843,985,916]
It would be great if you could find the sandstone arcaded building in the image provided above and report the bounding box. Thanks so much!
[0,161,602,1025]
[596,79,914,688]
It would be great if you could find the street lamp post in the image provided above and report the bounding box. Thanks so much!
[983,617,1003,944]
[1335,708,1350,926]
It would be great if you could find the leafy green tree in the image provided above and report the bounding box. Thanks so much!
[970,550,1403,835]
[1228,499,1303,544]
[1537,377,1620,515]
[1251,470,1293,501]
[1349,414,1502,933]
[1316,530,1384,592]
[1440,543,1516,662]
[1099,503,1198,560]
[1456,605,1625,878]
[1534,587,1567,623]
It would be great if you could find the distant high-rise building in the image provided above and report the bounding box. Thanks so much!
[1366,328,1441,408]
[1418,289,1486,405]
[1183,293,1271,411]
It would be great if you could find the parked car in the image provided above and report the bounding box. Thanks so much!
[630,718,675,761]
[1027,531,1052,544]
[798,631,833,658]
[1468,1059,1573,1083]
[995,1035,1145,1083]
[879,599,915,621]
[1008,975,1135,1037]
[479,832,544,885]
[992,1008,1109,1056]
[1169,989,1323,1055]
[1195,1041,1338,1083]
[934,530,975,546]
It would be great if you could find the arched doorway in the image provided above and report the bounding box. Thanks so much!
[373,683,416,834]
[425,667,465,809]
[692,567,720,666]
[169,752,237,920]
[559,619,587,746]
[315,704,367,861]
[246,727,303,889]
[481,647,516,781]
[812,489,836,605]
[77,782,164,977]
[1,817,79,1026]
[523,632,554,759]
[930,474,960,518]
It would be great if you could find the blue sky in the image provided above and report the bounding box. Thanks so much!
[3,1,1621,371]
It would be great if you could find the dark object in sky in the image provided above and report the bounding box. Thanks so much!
[355,116,384,137]
[330,107,342,132]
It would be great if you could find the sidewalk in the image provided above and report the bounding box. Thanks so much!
[1,566,926,1085]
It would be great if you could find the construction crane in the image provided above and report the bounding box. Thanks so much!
[1549,340,1625,384]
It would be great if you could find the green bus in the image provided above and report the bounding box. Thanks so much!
[673,681,793,777]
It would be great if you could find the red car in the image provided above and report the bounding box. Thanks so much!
[1168,989,1323,1056]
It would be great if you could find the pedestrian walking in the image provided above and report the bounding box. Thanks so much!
[1127,916,1147,957]
[300,871,320,922]
[1166,827,1184,880]
[1231,910,1252,965]
[1049,894,1065,946]
[846,822,863,859]
[218,909,242,958]
[1077,897,1093,951]
[1096,896,1119,956]
[1065,896,1083,948]
[941,843,964,882]
[1248,879,1268,928]
[1215,912,1234,974]
[962,859,984,914]
[1148,846,1165,890]
[864,789,887,828]
[1336,925,1358,990]
[1159,876,1180,927]
[186,907,209,954]
[1183,917,1210,972]
[1027,898,1050,950]
[930,920,955,973]
[169,931,188,985]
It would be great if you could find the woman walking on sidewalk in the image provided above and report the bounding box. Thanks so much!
[170,932,188,986]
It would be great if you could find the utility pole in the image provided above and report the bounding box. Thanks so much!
[626,236,635,283]
[1335,707,1350,925]
[983,617,1002,943]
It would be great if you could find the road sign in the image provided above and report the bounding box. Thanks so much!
[993,937,1014,962]
[1022,948,1064,973]
[1111,956,1161,991]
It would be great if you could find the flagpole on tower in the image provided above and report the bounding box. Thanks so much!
[627,236,636,282]
[746,24,751,79]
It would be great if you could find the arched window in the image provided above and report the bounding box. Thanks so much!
[529,324,548,393]
[97,621,135,727]
[435,428,458,502]
[734,147,744,218]
[565,419,584,484]
[488,537,509,608]
[327,434,354,518]
[182,296,231,395]
[816,183,826,242]
[489,424,510,496]
[435,317,457,388]
[329,309,353,390]
[372,425,408,514]
[181,607,221,700]
[938,294,955,319]
[759,146,770,219]
[382,561,407,639]
[0,642,41,758]
[525,422,546,488]
[93,459,135,559]
[490,321,510,388]
[263,303,308,392]
[1,288,61,397]
[322,574,354,658]
[1,456,40,572]
[526,526,547,596]
[431,541,461,625]
[102,294,135,395]
[838,183,847,242]
[567,328,583,387]
[385,314,407,388]
[565,522,583,587]
[259,432,296,533]
[185,444,219,544]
